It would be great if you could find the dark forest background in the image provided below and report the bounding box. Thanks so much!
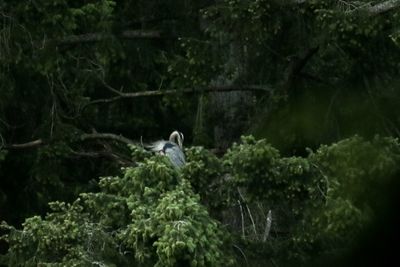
[1,0,400,266]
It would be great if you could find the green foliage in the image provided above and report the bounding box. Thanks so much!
[183,146,225,210]
[145,180,226,267]
[2,0,400,227]
[290,135,400,262]
[3,135,399,266]
[1,202,126,266]
[168,38,221,88]
[224,136,322,211]
[1,0,400,266]
[0,0,201,224]
[1,147,230,266]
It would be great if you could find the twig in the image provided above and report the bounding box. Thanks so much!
[238,200,245,239]
[262,210,272,242]
[140,136,144,148]
[233,244,249,266]
[237,188,257,237]
[311,163,330,202]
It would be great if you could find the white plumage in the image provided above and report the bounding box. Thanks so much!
[148,131,186,168]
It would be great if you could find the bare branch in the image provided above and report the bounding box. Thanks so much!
[5,139,44,149]
[262,210,272,242]
[292,0,400,15]
[238,188,257,237]
[238,200,246,239]
[80,133,137,146]
[233,245,249,266]
[82,84,272,110]
[5,132,137,150]
[117,85,272,97]
[365,0,400,15]
[85,96,123,106]
[57,30,161,45]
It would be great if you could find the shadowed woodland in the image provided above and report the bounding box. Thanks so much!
[1,0,400,266]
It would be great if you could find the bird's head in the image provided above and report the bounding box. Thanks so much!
[169,130,184,149]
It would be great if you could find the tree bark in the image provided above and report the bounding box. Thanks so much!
[102,84,271,97]
[292,0,400,15]
[4,139,43,149]
[366,0,400,15]
[82,84,272,110]
[57,30,161,45]
[4,132,137,150]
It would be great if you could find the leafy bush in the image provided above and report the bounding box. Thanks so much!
[2,135,399,266]
[1,149,230,266]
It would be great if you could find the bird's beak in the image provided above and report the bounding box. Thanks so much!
[178,139,183,149]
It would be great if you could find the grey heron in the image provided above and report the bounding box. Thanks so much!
[148,131,186,168]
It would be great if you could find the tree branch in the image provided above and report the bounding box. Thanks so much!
[291,0,400,15]
[57,30,162,45]
[82,84,272,109]
[84,95,123,106]
[117,85,272,97]
[365,0,400,15]
[80,133,137,146]
[283,47,320,93]
[4,139,44,149]
[5,132,137,150]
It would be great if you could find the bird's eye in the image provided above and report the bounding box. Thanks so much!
[179,132,184,141]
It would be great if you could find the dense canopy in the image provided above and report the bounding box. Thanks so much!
[1,0,400,266]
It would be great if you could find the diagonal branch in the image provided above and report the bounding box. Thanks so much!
[365,0,400,15]
[283,46,320,93]
[291,0,400,15]
[80,133,137,146]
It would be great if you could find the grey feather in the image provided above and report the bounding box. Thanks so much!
[147,131,186,168]
[164,143,186,168]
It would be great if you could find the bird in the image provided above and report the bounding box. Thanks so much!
[148,130,186,168]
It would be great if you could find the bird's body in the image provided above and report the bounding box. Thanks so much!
[148,131,186,168]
